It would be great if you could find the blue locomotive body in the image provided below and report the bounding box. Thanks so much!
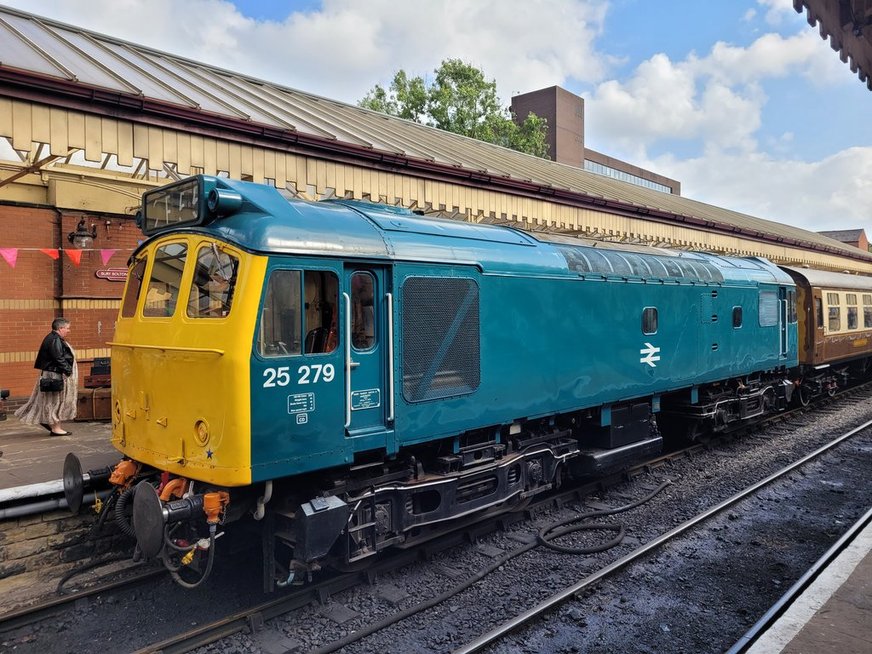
[104,177,801,588]
[236,185,797,481]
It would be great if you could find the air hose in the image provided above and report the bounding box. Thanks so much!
[309,479,672,654]
[163,523,218,589]
[113,486,137,538]
[537,479,673,554]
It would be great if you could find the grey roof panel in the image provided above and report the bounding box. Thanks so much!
[0,17,71,78]
[782,266,872,291]
[4,14,134,92]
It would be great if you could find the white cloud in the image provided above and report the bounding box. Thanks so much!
[582,25,872,234]
[9,0,611,104]
[755,0,799,26]
[650,147,872,234]
[586,30,847,158]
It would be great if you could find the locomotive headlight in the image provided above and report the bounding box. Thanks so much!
[207,188,243,216]
[194,419,210,446]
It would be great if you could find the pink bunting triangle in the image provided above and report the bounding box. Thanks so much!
[40,248,59,260]
[64,249,83,266]
[0,248,18,268]
[100,249,118,266]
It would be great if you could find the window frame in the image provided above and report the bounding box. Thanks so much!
[350,270,377,352]
[186,244,240,320]
[142,241,188,319]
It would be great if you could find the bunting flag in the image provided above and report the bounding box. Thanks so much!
[100,249,118,265]
[40,248,59,260]
[64,249,83,266]
[0,248,17,268]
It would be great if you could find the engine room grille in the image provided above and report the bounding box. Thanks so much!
[402,277,480,403]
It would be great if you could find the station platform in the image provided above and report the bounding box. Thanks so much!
[0,416,117,491]
[740,508,872,653]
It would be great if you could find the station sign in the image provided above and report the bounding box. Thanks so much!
[95,268,128,282]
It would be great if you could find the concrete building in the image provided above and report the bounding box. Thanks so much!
[511,86,681,195]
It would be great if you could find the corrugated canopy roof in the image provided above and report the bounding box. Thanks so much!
[1,4,871,264]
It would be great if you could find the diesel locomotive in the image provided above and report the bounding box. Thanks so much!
[62,175,872,589]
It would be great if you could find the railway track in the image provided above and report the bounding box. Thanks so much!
[451,417,872,653]
[128,390,872,652]
[2,384,870,652]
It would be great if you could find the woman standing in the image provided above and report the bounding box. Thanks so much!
[15,317,78,435]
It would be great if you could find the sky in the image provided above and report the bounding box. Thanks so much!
[4,0,871,237]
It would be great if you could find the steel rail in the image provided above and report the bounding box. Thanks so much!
[7,386,868,651]
[0,565,163,633]
[452,417,872,654]
[726,503,872,654]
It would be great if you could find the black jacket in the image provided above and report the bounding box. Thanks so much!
[34,331,73,376]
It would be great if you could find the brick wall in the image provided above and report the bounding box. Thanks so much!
[0,507,131,609]
[0,203,140,398]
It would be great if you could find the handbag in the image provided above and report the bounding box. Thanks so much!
[39,377,64,393]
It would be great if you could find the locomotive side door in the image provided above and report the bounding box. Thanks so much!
[343,266,391,437]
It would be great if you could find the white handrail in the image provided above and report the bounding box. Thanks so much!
[386,292,395,422]
[343,292,352,429]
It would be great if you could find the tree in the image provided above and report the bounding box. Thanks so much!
[359,59,549,159]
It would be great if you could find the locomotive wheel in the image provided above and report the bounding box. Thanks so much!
[797,384,812,407]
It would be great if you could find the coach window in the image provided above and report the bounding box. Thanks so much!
[351,272,376,350]
[788,290,797,323]
[642,307,658,334]
[143,243,186,318]
[732,306,743,328]
[827,293,841,332]
[864,295,872,329]
[846,293,858,330]
[121,257,147,318]
[187,245,239,318]
[815,298,824,329]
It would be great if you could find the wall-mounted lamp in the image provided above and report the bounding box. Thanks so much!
[68,218,97,249]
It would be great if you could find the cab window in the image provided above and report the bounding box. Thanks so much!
[187,245,239,318]
[143,243,186,317]
[258,269,338,357]
[303,271,339,354]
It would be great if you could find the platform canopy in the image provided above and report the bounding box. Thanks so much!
[795,0,872,91]
[0,4,871,272]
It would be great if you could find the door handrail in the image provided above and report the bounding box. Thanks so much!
[386,292,395,422]
[343,291,352,429]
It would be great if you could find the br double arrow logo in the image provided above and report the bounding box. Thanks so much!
[640,342,661,367]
